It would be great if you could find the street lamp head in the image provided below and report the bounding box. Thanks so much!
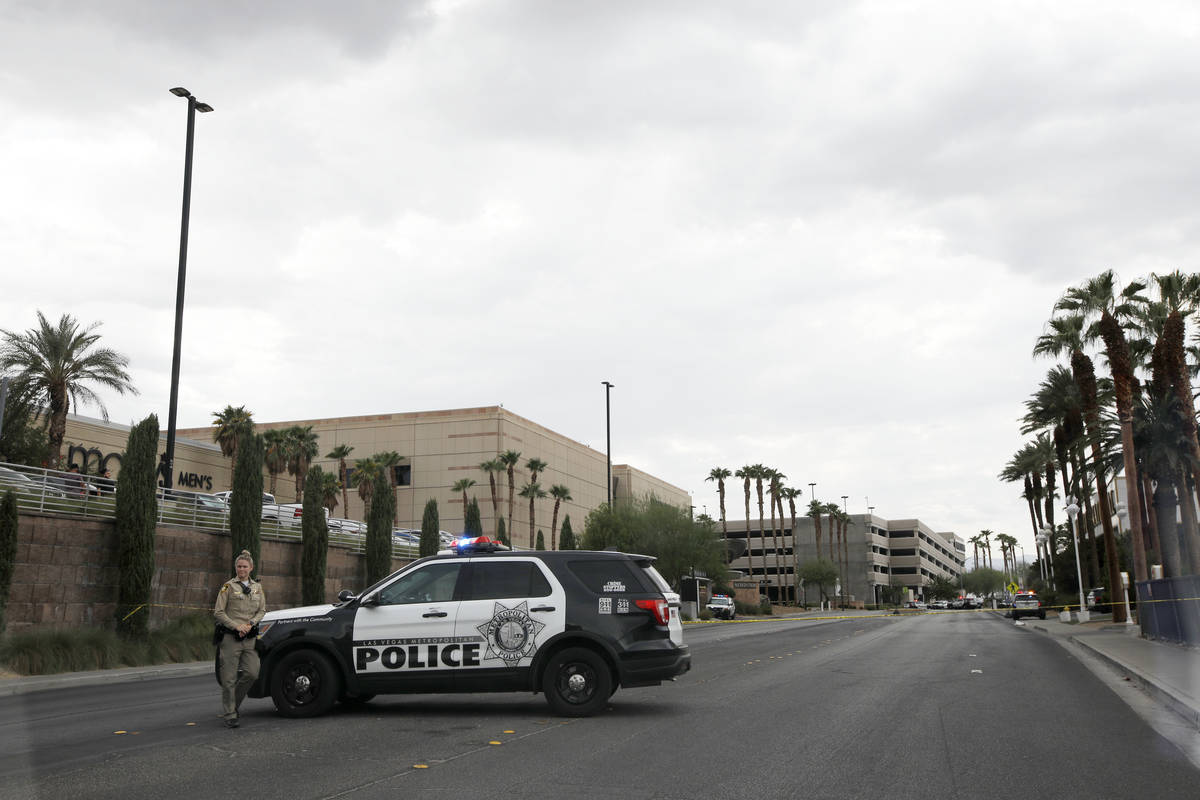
[195,102,214,113]
[1065,500,1079,521]
[170,87,191,97]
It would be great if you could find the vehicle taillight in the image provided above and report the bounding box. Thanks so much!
[635,598,670,625]
[293,508,303,518]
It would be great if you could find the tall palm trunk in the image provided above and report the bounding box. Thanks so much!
[1141,472,1161,564]
[1098,311,1147,590]
[841,517,850,604]
[1023,476,1040,538]
[768,489,781,602]
[488,472,500,535]
[788,498,799,605]
[1163,311,1200,571]
[506,464,516,538]
[338,459,350,522]
[755,479,766,601]
[718,480,728,547]
[742,478,751,582]
[550,499,562,551]
[1071,349,1125,621]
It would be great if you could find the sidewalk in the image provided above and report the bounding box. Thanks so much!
[0,661,211,697]
[1020,614,1200,728]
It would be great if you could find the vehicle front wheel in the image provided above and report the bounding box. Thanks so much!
[543,647,612,717]
[1038,611,1046,619]
[340,692,376,706]
[271,649,339,718]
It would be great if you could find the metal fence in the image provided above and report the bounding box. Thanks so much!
[0,460,419,559]
[1136,575,1200,646]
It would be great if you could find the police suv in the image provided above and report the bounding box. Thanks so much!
[248,537,691,718]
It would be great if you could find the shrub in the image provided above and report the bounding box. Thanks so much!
[366,471,394,586]
[230,430,264,574]
[559,516,575,550]
[496,516,509,547]
[115,414,158,638]
[301,465,329,605]
[0,613,213,675]
[0,490,16,634]
[464,497,483,537]
[758,600,773,615]
[420,498,440,557]
[734,600,760,616]
[535,529,545,550]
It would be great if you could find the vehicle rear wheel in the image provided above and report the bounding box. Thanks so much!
[1038,611,1045,619]
[543,647,612,717]
[271,649,339,718]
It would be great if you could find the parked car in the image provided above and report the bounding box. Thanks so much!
[928,600,949,610]
[213,490,275,505]
[905,601,927,611]
[0,466,67,499]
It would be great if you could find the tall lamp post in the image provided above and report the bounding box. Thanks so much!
[164,87,213,490]
[841,494,848,512]
[601,381,614,505]
[808,482,816,504]
[1065,500,1089,622]
[1115,503,1136,626]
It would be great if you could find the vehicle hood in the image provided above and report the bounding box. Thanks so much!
[263,603,337,621]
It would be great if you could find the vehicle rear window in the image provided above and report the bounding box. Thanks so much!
[567,559,651,594]
[464,561,552,600]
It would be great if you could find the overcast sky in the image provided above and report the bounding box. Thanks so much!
[4,0,1199,560]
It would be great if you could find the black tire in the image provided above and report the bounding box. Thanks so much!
[271,649,340,718]
[340,692,376,706]
[542,647,613,717]
[1038,611,1045,620]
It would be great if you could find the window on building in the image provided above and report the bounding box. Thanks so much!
[892,548,916,556]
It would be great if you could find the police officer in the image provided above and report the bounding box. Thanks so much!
[214,550,266,728]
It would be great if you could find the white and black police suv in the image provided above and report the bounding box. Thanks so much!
[247,537,691,718]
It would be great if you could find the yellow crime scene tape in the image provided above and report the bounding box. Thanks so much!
[119,602,214,622]
[682,595,1200,625]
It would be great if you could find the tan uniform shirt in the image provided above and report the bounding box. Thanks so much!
[214,577,266,630]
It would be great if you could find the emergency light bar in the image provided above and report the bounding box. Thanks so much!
[453,536,509,554]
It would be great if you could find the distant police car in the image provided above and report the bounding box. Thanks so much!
[705,594,735,620]
[248,537,691,718]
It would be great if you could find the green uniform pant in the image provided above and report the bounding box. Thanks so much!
[218,634,260,719]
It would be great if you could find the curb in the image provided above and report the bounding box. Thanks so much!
[1067,634,1200,729]
[0,661,212,698]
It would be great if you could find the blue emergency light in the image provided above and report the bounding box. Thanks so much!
[453,536,508,554]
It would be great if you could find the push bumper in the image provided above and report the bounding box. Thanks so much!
[617,644,691,687]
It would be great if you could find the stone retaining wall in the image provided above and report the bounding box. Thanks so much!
[4,512,412,633]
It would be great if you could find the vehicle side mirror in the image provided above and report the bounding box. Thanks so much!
[337,589,356,603]
[359,593,379,607]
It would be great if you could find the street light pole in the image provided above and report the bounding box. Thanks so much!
[841,495,848,512]
[164,87,212,491]
[1065,500,1089,622]
[601,381,613,505]
[808,483,816,504]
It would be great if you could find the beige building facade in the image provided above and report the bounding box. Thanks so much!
[64,406,689,542]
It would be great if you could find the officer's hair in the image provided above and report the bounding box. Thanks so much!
[234,550,254,567]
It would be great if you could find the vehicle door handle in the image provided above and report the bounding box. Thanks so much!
[422,611,448,618]
[531,605,555,613]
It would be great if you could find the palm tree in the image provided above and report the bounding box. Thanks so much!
[319,470,342,515]
[525,457,548,485]
[452,478,477,517]
[373,450,404,525]
[518,482,547,548]
[807,498,824,563]
[748,464,769,600]
[782,486,802,603]
[979,529,994,570]
[499,450,522,536]
[1034,313,1118,601]
[350,457,381,516]
[263,428,289,496]
[1057,270,1149,590]
[549,484,572,550]
[326,444,354,522]
[0,312,138,468]
[735,466,753,579]
[478,458,504,536]
[211,405,254,473]
[968,533,983,570]
[766,469,786,602]
[285,425,321,502]
[706,467,732,550]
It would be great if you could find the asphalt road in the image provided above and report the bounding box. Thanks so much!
[1,612,1196,799]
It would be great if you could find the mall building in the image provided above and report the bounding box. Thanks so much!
[62,406,689,540]
[722,513,966,604]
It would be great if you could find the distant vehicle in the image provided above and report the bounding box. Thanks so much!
[0,466,66,498]
[949,597,965,609]
[330,518,368,535]
[928,600,949,610]
[705,594,736,620]
[213,490,275,505]
[391,530,421,545]
[1086,587,1110,613]
[1011,591,1045,621]
[262,502,327,526]
[905,601,927,611]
